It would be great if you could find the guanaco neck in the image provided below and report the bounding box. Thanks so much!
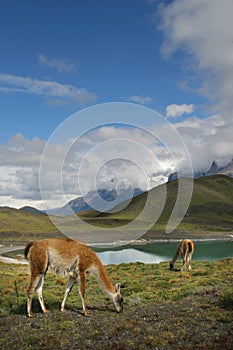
[95,260,116,296]
[171,243,182,265]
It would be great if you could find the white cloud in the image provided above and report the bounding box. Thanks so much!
[38,54,76,73]
[126,95,153,105]
[0,135,45,206]
[166,103,194,118]
[158,0,233,122]
[0,73,97,105]
[0,134,80,209]
[173,114,233,171]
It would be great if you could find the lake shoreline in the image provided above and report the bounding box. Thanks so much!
[89,234,233,248]
[0,233,233,250]
[0,234,232,265]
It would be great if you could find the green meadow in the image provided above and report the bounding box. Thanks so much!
[1,259,232,317]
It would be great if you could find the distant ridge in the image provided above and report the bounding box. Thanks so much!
[19,206,45,215]
[0,206,62,244]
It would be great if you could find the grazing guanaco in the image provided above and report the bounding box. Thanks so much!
[24,238,123,317]
[169,239,194,271]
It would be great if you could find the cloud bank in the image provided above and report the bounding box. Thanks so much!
[1,110,232,210]
[156,0,233,170]
[0,125,177,209]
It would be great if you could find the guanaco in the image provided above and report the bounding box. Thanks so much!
[24,238,123,317]
[169,239,194,271]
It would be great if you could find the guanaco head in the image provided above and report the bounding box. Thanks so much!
[112,283,123,313]
[169,262,174,270]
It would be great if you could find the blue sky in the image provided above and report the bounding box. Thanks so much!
[0,0,233,210]
[0,0,202,141]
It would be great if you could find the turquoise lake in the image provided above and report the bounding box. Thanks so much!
[94,240,233,265]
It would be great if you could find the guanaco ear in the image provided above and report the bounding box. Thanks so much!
[115,283,121,293]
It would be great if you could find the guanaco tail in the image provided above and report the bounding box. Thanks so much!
[169,239,194,271]
[24,238,123,317]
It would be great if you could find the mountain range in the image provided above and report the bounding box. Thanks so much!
[168,159,233,182]
[78,174,233,239]
[19,159,233,217]
[43,187,142,217]
[1,173,232,244]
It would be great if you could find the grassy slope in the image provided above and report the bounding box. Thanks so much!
[0,207,63,243]
[78,175,233,237]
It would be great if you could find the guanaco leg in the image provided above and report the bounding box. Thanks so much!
[60,276,76,312]
[187,253,192,270]
[78,270,90,316]
[181,254,187,271]
[36,274,48,314]
[27,273,48,317]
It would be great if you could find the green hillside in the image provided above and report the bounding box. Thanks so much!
[183,175,233,225]
[78,175,233,238]
[0,175,233,244]
[0,207,62,243]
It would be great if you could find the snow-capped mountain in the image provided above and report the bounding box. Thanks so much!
[168,159,233,182]
[46,187,143,216]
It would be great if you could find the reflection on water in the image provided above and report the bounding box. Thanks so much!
[95,240,233,265]
[97,249,169,265]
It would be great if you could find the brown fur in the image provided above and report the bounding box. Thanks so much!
[170,239,194,271]
[25,238,123,317]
